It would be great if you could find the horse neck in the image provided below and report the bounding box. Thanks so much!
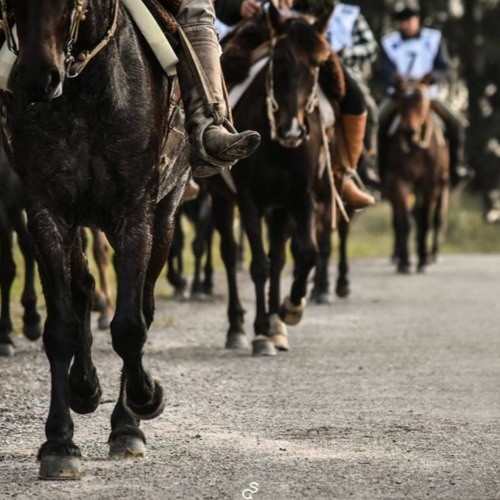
[77,0,122,50]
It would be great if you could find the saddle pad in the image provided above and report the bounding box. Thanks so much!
[0,0,178,92]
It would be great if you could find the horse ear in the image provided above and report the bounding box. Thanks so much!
[420,73,433,86]
[268,2,285,36]
[313,7,334,34]
[394,72,404,90]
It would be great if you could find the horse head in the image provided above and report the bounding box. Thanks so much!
[266,3,331,148]
[394,73,433,144]
[9,0,116,102]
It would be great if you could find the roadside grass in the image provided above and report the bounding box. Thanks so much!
[6,192,499,330]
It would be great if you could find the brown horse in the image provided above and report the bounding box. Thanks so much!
[383,76,449,273]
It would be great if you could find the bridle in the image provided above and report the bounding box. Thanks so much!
[265,34,319,142]
[0,0,120,79]
[397,82,434,153]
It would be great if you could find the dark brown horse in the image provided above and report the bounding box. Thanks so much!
[166,182,214,298]
[2,0,189,479]
[210,6,339,355]
[0,140,42,356]
[383,76,449,273]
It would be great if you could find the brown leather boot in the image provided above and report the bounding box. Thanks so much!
[335,113,375,209]
[176,24,261,178]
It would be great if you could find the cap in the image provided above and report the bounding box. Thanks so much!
[393,0,421,20]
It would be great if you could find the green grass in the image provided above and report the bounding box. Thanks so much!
[6,193,499,317]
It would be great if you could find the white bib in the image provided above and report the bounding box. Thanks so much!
[382,28,442,80]
[326,3,360,53]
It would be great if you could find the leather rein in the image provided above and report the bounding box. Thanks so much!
[0,0,120,79]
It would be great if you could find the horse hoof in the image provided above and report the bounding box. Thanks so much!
[317,291,334,304]
[417,264,427,274]
[397,264,411,274]
[279,296,306,326]
[39,455,83,481]
[0,343,14,357]
[225,331,249,349]
[97,315,111,331]
[252,335,277,357]
[268,314,290,351]
[23,322,42,341]
[109,435,147,459]
[123,376,166,421]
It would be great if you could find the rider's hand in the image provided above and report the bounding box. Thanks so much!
[240,0,262,19]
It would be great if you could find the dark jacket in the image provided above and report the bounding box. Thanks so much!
[215,0,245,26]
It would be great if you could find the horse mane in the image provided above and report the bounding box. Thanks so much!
[221,16,271,88]
[221,14,345,102]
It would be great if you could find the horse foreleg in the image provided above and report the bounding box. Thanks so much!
[12,211,42,341]
[311,203,333,304]
[67,233,102,416]
[109,195,179,459]
[415,196,432,273]
[29,216,82,480]
[336,211,351,299]
[267,209,291,352]
[91,228,114,330]
[212,194,247,350]
[166,213,187,297]
[203,219,214,295]
[191,200,209,297]
[239,197,274,356]
[280,197,318,326]
[431,184,448,263]
[108,215,166,441]
[0,210,15,356]
[390,183,412,274]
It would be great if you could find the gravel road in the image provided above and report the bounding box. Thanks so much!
[1,254,499,499]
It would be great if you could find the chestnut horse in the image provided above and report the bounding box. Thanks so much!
[383,76,449,273]
[1,0,189,479]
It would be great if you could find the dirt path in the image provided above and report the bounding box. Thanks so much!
[1,255,499,499]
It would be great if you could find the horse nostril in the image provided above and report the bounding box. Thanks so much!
[45,70,61,94]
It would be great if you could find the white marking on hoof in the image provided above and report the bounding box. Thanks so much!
[268,314,290,351]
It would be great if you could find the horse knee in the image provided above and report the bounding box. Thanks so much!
[43,315,80,359]
[0,259,15,286]
[296,246,317,269]
[250,259,269,284]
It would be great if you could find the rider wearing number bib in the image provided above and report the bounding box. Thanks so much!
[378,0,469,187]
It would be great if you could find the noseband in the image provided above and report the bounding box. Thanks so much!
[0,0,120,79]
[265,35,319,142]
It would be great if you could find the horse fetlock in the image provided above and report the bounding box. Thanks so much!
[123,376,166,421]
[68,366,102,415]
[280,296,306,326]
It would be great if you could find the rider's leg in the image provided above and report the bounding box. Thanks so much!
[175,0,261,178]
[431,100,470,186]
[335,67,375,209]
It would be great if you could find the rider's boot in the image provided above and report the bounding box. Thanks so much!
[175,4,261,178]
[335,112,376,209]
